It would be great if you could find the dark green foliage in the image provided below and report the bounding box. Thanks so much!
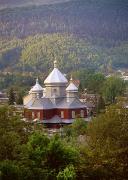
[8,87,15,105]
[85,104,128,179]
[0,72,36,92]
[74,70,105,94]
[71,118,87,136]
[0,34,128,74]
[0,160,20,180]
[102,76,125,103]
[0,106,79,179]
[16,91,23,105]
[63,119,87,143]
[0,104,128,179]
[0,0,128,42]
[0,0,128,75]
[96,95,105,113]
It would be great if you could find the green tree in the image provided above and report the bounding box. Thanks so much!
[102,76,125,104]
[85,103,128,179]
[74,70,105,94]
[96,95,105,113]
[16,92,23,105]
[0,160,20,180]
[87,73,105,94]
[8,87,15,105]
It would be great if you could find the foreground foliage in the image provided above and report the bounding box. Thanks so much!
[0,104,128,179]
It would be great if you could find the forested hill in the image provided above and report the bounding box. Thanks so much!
[0,0,128,73]
[0,0,128,42]
[0,0,71,9]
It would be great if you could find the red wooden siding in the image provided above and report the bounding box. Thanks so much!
[24,107,87,121]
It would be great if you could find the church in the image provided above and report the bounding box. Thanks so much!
[23,61,87,127]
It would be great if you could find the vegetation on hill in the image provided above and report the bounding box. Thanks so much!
[0,0,71,9]
[0,0,128,41]
[0,34,128,74]
[0,0,128,102]
[0,0,128,73]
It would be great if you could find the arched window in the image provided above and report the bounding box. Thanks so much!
[81,110,84,118]
[72,111,75,118]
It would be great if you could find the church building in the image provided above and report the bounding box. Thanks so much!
[23,61,87,127]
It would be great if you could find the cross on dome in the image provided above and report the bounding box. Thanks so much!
[36,77,39,84]
[70,75,73,82]
[30,78,43,92]
[54,60,57,68]
[44,60,68,84]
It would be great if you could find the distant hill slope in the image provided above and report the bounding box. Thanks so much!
[0,34,128,73]
[0,0,128,72]
[0,0,128,43]
[0,0,71,9]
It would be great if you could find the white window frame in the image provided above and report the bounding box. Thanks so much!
[52,88,57,96]
[81,110,84,118]
[37,112,40,119]
[72,111,75,119]
[61,111,64,118]
[32,111,35,119]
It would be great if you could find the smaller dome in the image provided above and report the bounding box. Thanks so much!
[30,78,43,92]
[66,82,78,92]
[66,76,78,92]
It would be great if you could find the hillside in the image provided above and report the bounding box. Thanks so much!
[0,0,128,42]
[0,34,128,74]
[0,0,71,9]
[0,0,128,72]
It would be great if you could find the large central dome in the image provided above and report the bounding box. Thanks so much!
[44,61,68,84]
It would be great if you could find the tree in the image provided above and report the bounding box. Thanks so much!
[87,73,105,94]
[63,118,87,140]
[102,76,125,104]
[8,87,15,105]
[0,160,20,180]
[96,95,105,113]
[17,133,79,179]
[74,70,105,94]
[0,105,79,179]
[86,103,128,179]
[16,92,23,105]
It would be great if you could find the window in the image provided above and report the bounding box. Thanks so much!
[53,89,57,93]
[32,112,35,119]
[52,88,57,96]
[37,112,40,119]
[61,111,64,118]
[81,110,84,118]
[72,111,75,119]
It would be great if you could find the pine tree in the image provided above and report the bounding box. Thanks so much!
[96,95,105,113]
[8,88,15,105]
[16,93,23,105]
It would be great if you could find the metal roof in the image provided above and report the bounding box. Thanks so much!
[57,97,87,109]
[30,78,43,92]
[66,82,78,92]
[26,97,56,110]
[25,96,87,110]
[44,68,68,84]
